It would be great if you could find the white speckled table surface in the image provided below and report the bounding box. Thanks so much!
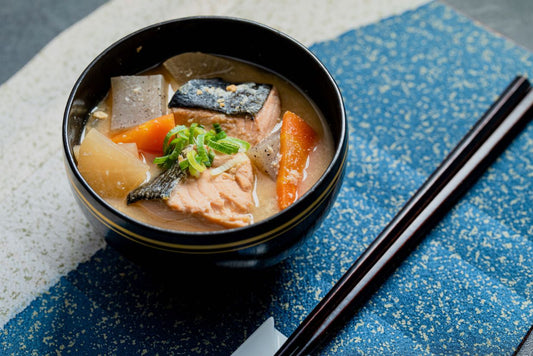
[1,0,532,354]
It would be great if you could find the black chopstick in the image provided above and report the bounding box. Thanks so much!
[275,75,533,356]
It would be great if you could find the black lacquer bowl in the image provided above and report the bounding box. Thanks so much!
[62,17,347,269]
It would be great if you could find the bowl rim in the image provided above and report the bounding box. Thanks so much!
[62,15,347,243]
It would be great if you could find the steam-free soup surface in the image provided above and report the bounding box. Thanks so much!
[77,52,333,231]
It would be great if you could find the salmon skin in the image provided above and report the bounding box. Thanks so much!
[127,162,185,205]
[168,78,272,117]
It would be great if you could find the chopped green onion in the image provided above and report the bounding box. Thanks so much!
[179,159,189,171]
[215,131,227,140]
[219,137,250,152]
[186,150,206,174]
[153,155,169,165]
[188,123,198,144]
[154,122,250,177]
[212,123,227,140]
[189,164,199,178]
[196,134,209,163]
[207,150,215,166]
[162,125,187,153]
[207,139,240,155]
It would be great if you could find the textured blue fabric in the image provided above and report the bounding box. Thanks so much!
[2,2,532,354]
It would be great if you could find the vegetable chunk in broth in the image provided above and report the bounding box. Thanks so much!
[76,52,333,232]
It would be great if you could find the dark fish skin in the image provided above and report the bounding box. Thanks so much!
[127,162,185,205]
[168,78,271,117]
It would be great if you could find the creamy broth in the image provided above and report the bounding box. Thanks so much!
[80,53,333,231]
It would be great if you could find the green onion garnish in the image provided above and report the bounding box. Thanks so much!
[186,150,205,177]
[207,139,240,155]
[154,122,250,177]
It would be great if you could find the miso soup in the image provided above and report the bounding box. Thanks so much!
[76,52,333,231]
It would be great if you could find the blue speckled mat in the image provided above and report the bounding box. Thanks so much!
[2,2,532,354]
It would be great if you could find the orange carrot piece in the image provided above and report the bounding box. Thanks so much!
[111,113,175,154]
[277,111,317,210]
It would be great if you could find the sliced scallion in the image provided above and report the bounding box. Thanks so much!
[207,139,239,155]
[186,150,206,174]
[154,122,250,177]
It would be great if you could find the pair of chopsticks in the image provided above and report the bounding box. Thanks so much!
[275,76,533,355]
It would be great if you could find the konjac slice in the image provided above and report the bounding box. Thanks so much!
[110,75,168,131]
[78,129,149,198]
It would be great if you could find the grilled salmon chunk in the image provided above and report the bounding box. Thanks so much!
[166,153,254,228]
[171,83,281,145]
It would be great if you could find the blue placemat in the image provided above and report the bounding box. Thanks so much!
[2,2,532,354]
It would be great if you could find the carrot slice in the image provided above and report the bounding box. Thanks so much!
[277,111,317,210]
[111,113,175,154]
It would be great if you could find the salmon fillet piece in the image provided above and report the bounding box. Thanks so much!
[171,87,281,145]
[166,153,254,228]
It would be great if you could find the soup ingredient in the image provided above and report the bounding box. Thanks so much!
[77,52,332,231]
[117,143,140,157]
[277,111,317,210]
[153,123,250,176]
[128,122,251,205]
[247,124,281,180]
[169,78,272,117]
[163,52,235,85]
[110,74,168,131]
[78,129,149,198]
[127,156,187,204]
[166,152,254,228]
[111,113,175,154]
[126,122,255,227]
[172,86,280,145]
